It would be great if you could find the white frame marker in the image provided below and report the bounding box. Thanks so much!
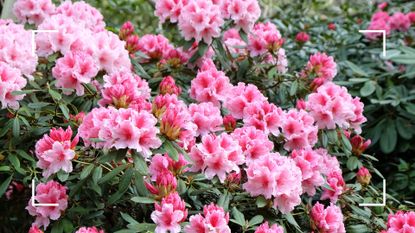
[359,179,386,207]
[358,30,387,57]
[31,179,59,207]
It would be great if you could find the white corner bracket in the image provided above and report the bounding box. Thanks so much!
[31,30,59,56]
[31,179,59,207]
[359,179,386,207]
[358,30,387,57]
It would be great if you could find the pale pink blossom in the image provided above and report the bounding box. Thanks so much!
[159,76,181,95]
[13,0,55,25]
[149,153,188,181]
[248,22,283,57]
[291,149,324,196]
[184,203,231,233]
[151,192,187,233]
[389,12,411,32]
[152,94,184,118]
[223,28,247,55]
[52,51,99,96]
[311,202,345,233]
[231,126,273,163]
[26,181,68,229]
[378,2,388,10]
[243,101,284,137]
[75,227,104,233]
[244,153,303,213]
[35,127,78,178]
[386,211,415,233]
[137,34,174,62]
[189,133,244,182]
[178,0,224,44]
[189,102,223,136]
[321,170,346,203]
[254,222,284,233]
[0,62,27,109]
[281,109,318,150]
[78,107,116,148]
[155,0,189,23]
[223,0,261,32]
[302,52,337,86]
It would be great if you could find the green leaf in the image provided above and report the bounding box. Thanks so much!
[248,215,264,227]
[217,191,230,211]
[131,196,155,204]
[59,104,70,120]
[346,224,370,233]
[380,122,397,154]
[16,150,35,162]
[51,220,64,233]
[57,170,69,182]
[12,117,20,137]
[8,154,20,170]
[98,164,128,184]
[360,81,376,97]
[0,176,13,198]
[120,212,139,224]
[231,207,245,226]
[133,153,148,175]
[119,168,134,191]
[61,218,74,233]
[189,42,208,64]
[256,196,267,208]
[0,166,11,172]
[92,166,103,184]
[289,80,298,96]
[126,223,156,232]
[163,140,179,161]
[284,213,302,232]
[80,164,94,180]
[345,61,369,77]
[48,88,62,101]
[391,54,415,64]
[341,133,352,152]
[396,118,412,140]
[347,156,359,171]
[28,102,50,108]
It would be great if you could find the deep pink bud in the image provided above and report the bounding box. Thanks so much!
[126,35,140,54]
[295,32,310,43]
[159,76,181,95]
[356,167,371,185]
[350,135,371,156]
[226,172,241,184]
[223,115,236,132]
[377,2,388,10]
[328,23,336,30]
[70,112,85,125]
[119,21,135,40]
[296,99,306,110]
[29,225,44,233]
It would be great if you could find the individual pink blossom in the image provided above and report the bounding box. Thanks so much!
[317,148,342,176]
[184,203,231,233]
[0,62,27,109]
[151,192,188,233]
[248,22,284,57]
[321,170,346,203]
[178,0,224,44]
[231,126,273,163]
[75,227,104,233]
[125,35,140,54]
[243,101,285,137]
[311,202,345,233]
[189,102,223,136]
[385,211,415,232]
[99,70,151,111]
[254,222,284,233]
[281,109,318,151]
[137,34,174,62]
[0,20,38,77]
[302,52,337,87]
[26,181,68,229]
[291,149,324,196]
[223,28,247,56]
[35,127,78,178]
[149,153,188,181]
[223,82,267,119]
[305,82,367,134]
[145,170,178,197]
[160,48,189,67]
[223,115,237,132]
[155,0,189,23]
[13,0,55,25]
[222,0,261,32]
[189,62,232,106]
[356,167,372,185]
[152,94,183,118]
[295,32,310,43]
[389,12,411,32]
[350,135,371,156]
[52,51,99,96]
[159,76,182,95]
[29,225,43,233]
[243,153,303,213]
[55,0,105,32]
[160,104,197,143]
[189,133,244,183]
[119,21,135,40]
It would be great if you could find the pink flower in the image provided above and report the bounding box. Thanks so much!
[328,23,336,30]
[52,51,99,96]
[223,28,246,55]
[377,2,388,10]
[75,227,104,233]
[119,21,135,40]
[152,192,188,233]
[248,22,284,57]
[149,153,188,181]
[350,135,371,156]
[231,126,273,163]
[243,101,284,137]
[13,0,55,25]
[386,211,415,232]
[223,0,261,32]
[159,76,182,95]
[223,82,267,119]
[223,115,236,132]
[317,148,342,176]
[0,20,38,77]
[99,70,151,111]
[189,133,244,183]
[296,99,306,110]
[125,35,140,54]
[321,170,346,203]
[311,202,345,233]
[408,12,415,24]
[145,170,178,197]
[302,52,337,86]
[295,32,310,43]
[184,203,231,233]
[291,149,325,196]
[137,34,174,62]
[243,153,303,213]
[0,62,27,109]
[152,94,183,118]
[281,109,318,151]
[160,104,197,143]
[178,0,224,44]
[29,225,43,233]
[305,82,367,134]
[35,127,78,178]
[190,63,232,106]
[155,0,189,23]
[356,167,372,185]
[26,181,68,229]
[366,11,391,40]
[254,222,284,233]
[389,12,411,32]
[189,102,223,136]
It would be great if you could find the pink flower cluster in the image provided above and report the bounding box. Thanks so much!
[243,101,285,137]
[311,202,345,233]
[151,192,188,233]
[305,82,367,134]
[75,227,104,233]
[248,22,284,57]
[155,0,188,23]
[231,126,273,163]
[78,107,161,157]
[35,127,78,178]
[13,0,55,25]
[0,62,27,109]
[243,153,303,213]
[99,70,151,111]
[301,52,337,88]
[137,34,174,61]
[184,203,231,233]
[221,0,261,32]
[189,133,244,183]
[384,211,415,233]
[0,20,38,78]
[366,10,415,40]
[26,181,68,229]
[281,109,318,151]
[55,1,105,32]
[149,153,188,181]
[189,102,223,136]
[254,222,284,233]
[318,149,346,203]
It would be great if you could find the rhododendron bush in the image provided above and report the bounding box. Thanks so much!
[0,0,414,232]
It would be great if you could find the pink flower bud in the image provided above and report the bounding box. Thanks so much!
[357,167,371,185]
[328,23,336,30]
[350,135,371,156]
[377,2,388,10]
[223,115,236,132]
[70,112,85,125]
[296,99,306,110]
[226,172,241,184]
[126,35,140,54]
[159,76,181,95]
[29,225,44,233]
[119,21,135,40]
[295,32,310,43]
